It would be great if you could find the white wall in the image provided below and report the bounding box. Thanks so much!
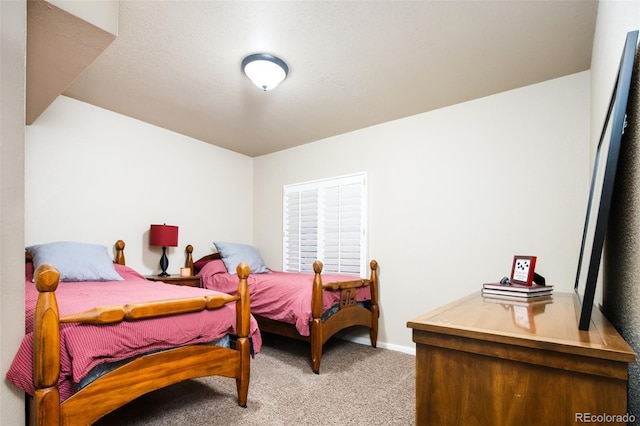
[49,0,119,36]
[25,96,254,273]
[590,0,640,154]
[254,72,590,352]
[1,1,27,424]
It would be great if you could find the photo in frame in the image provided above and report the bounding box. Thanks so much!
[574,30,638,331]
[510,255,537,286]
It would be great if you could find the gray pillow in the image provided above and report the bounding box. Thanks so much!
[26,241,124,282]
[213,242,270,274]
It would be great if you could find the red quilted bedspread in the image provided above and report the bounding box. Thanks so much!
[6,263,261,401]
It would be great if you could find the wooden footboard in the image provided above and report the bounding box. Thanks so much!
[309,259,378,373]
[29,241,252,426]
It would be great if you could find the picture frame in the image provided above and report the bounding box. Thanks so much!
[510,255,537,286]
[574,30,638,331]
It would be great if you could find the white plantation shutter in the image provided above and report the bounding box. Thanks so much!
[283,173,367,276]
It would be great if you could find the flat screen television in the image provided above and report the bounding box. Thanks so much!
[574,29,638,331]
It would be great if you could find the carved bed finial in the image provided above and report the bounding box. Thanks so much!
[115,240,125,265]
[185,244,194,275]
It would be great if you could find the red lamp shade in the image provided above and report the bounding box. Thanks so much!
[149,224,179,247]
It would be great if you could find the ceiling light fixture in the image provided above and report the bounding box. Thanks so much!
[242,53,289,91]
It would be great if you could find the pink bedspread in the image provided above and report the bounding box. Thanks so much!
[6,263,262,402]
[199,260,371,336]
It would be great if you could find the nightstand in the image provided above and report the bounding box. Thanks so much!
[146,275,201,287]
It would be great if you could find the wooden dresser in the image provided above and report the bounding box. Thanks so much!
[407,292,636,425]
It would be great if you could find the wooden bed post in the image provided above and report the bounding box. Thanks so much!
[368,260,379,347]
[114,240,125,265]
[185,245,194,275]
[310,261,324,374]
[32,264,61,426]
[235,263,251,407]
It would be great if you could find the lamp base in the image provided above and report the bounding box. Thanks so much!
[158,246,170,277]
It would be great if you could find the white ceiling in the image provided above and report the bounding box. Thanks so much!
[62,1,598,157]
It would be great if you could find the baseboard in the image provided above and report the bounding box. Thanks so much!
[337,333,416,356]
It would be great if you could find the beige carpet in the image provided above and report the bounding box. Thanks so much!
[95,333,416,425]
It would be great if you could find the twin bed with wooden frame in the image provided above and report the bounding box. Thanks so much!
[185,245,379,374]
[8,238,378,424]
[8,240,258,426]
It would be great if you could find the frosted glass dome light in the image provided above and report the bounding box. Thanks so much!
[242,53,289,91]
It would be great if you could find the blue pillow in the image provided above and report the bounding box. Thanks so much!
[213,242,270,274]
[26,241,123,282]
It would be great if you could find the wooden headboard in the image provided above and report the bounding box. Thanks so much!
[188,249,222,275]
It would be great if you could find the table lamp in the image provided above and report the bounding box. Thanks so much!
[149,224,179,276]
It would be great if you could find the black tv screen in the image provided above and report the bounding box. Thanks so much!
[574,30,639,331]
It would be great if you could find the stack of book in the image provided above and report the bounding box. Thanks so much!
[481,281,553,302]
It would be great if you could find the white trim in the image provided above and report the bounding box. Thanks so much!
[338,334,417,356]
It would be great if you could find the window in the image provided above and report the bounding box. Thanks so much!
[283,173,367,276]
